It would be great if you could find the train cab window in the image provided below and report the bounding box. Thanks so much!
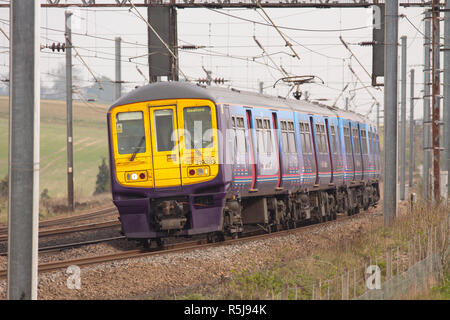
[116,111,146,155]
[154,109,174,152]
[344,126,352,155]
[183,106,213,149]
[352,127,361,155]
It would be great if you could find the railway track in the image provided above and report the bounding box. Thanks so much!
[0,206,117,234]
[0,212,364,280]
[0,219,120,243]
[0,235,126,256]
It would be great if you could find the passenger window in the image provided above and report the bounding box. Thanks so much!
[321,125,327,154]
[287,121,296,153]
[361,129,368,155]
[264,119,273,154]
[302,122,312,154]
[116,111,146,155]
[330,125,337,154]
[352,127,361,155]
[235,116,247,154]
[256,118,265,154]
[154,109,174,152]
[344,126,352,155]
[281,121,289,153]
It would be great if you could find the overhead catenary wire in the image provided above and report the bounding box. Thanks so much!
[253,36,290,77]
[66,36,104,90]
[347,64,379,107]
[255,1,301,61]
[208,8,372,33]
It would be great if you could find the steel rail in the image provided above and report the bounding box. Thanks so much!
[0,206,117,234]
[0,219,120,242]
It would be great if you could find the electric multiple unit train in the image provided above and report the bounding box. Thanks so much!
[107,82,380,245]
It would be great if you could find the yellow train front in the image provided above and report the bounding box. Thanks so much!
[107,82,229,245]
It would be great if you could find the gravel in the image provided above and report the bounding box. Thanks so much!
[0,205,384,300]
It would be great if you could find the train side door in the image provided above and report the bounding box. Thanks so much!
[149,105,182,188]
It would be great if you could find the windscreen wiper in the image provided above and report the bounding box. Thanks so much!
[130,135,145,162]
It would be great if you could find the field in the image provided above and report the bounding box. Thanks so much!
[0,96,110,204]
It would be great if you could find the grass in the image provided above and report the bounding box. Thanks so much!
[0,96,111,221]
[172,201,449,300]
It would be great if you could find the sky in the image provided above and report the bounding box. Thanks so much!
[0,2,432,123]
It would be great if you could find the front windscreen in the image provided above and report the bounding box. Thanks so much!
[116,111,146,155]
[183,106,213,149]
[154,109,175,152]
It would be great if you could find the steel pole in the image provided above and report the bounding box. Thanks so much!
[7,0,40,300]
[444,0,450,198]
[400,36,407,201]
[384,0,399,226]
[431,0,441,201]
[409,69,415,188]
[423,10,432,200]
[115,37,122,101]
[65,11,74,211]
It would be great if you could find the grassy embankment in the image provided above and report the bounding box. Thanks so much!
[174,201,449,300]
[0,96,111,222]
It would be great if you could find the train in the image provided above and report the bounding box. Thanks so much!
[107,81,381,246]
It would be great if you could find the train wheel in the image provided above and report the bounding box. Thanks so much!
[216,232,226,242]
[207,233,215,243]
[272,224,281,232]
[155,238,164,248]
[140,239,151,249]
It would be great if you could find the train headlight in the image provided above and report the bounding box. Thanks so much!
[187,166,210,178]
[126,170,148,182]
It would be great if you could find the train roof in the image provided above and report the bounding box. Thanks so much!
[109,81,375,127]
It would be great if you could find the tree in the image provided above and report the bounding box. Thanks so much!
[0,174,8,198]
[94,158,110,195]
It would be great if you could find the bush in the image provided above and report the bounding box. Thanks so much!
[0,174,8,198]
[93,158,110,195]
[40,188,51,202]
